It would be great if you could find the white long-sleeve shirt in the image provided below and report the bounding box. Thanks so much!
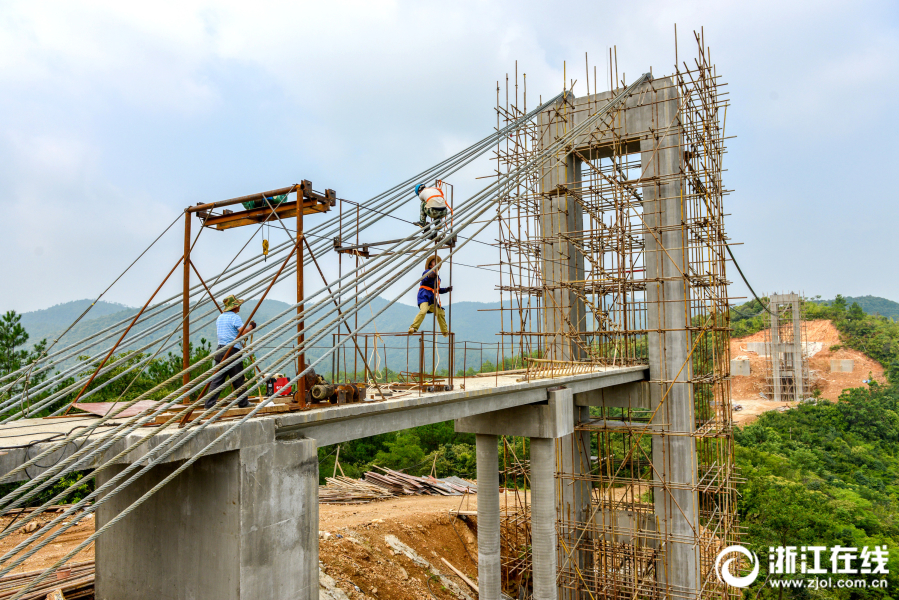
[418,187,447,210]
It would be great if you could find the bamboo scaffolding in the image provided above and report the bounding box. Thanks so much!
[495,31,739,600]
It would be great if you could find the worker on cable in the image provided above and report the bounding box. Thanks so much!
[204,294,257,409]
[412,183,448,237]
[408,255,452,337]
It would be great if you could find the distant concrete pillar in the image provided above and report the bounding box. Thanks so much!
[770,304,782,402]
[530,437,558,600]
[769,293,805,401]
[730,359,751,377]
[831,359,854,373]
[476,434,502,600]
[790,295,805,398]
[95,436,319,600]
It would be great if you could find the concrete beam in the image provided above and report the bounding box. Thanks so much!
[573,381,648,408]
[277,368,644,448]
[454,388,573,439]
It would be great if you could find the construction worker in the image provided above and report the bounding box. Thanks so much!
[408,256,452,336]
[413,183,448,236]
[205,294,257,409]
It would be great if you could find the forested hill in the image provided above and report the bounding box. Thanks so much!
[817,295,899,320]
[18,300,133,343]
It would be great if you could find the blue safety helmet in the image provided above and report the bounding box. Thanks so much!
[414,183,425,196]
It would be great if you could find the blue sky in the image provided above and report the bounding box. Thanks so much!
[1,0,897,312]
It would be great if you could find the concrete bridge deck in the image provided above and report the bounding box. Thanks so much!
[0,365,648,482]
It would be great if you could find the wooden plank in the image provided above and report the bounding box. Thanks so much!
[150,403,293,425]
[71,400,166,419]
[440,557,478,593]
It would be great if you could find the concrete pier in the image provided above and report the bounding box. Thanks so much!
[530,437,558,600]
[476,434,501,600]
[557,405,592,600]
[457,387,575,600]
[640,81,700,594]
[95,436,319,600]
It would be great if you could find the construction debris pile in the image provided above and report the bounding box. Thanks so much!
[320,468,476,504]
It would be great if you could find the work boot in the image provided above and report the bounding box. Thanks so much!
[408,327,416,334]
[413,221,427,228]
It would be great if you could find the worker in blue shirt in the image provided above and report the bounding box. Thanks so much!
[408,256,452,336]
[205,294,257,409]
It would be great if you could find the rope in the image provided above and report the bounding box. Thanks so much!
[725,244,775,316]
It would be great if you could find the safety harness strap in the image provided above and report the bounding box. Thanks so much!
[419,275,442,307]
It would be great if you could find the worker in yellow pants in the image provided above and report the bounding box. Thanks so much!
[408,255,451,337]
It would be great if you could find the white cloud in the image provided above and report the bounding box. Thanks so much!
[0,0,898,311]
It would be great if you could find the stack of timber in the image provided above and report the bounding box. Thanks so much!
[318,470,477,504]
[0,560,94,600]
[319,476,395,504]
[364,467,476,496]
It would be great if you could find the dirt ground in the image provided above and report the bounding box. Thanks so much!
[0,510,94,574]
[319,494,482,599]
[732,398,797,426]
[730,319,885,425]
[0,495,488,599]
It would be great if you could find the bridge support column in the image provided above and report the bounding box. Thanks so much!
[95,436,319,600]
[557,405,592,600]
[476,434,502,600]
[457,387,573,600]
[530,437,558,600]
[640,83,700,596]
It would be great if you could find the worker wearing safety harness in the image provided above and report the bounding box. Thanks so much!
[413,183,448,235]
[408,255,452,336]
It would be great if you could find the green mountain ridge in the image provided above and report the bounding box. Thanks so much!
[16,298,507,375]
[817,295,899,320]
[17,300,134,343]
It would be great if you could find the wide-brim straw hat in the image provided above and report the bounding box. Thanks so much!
[222,294,246,311]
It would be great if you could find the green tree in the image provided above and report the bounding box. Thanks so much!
[0,311,49,404]
[848,301,866,321]
[0,310,30,377]
[832,294,847,312]
[373,430,427,473]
